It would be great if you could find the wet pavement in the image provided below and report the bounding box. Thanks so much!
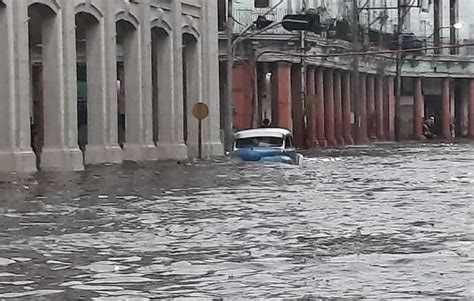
[0,143,473,299]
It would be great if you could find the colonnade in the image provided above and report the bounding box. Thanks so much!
[0,0,223,172]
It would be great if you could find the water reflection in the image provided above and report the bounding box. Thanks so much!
[0,143,473,299]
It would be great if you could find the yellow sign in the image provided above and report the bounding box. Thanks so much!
[193,102,209,120]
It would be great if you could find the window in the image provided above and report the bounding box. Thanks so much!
[236,137,284,148]
[255,0,270,8]
[285,136,293,149]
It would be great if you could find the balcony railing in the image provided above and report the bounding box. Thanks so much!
[232,7,290,34]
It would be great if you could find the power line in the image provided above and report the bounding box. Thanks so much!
[252,42,474,61]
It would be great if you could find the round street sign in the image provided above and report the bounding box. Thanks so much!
[193,102,209,120]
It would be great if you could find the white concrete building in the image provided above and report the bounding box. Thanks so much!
[0,0,223,172]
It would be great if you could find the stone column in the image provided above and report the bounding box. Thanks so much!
[441,78,452,140]
[171,0,188,157]
[306,66,318,148]
[357,74,369,143]
[201,0,224,157]
[342,72,354,145]
[138,0,159,160]
[366,75,377,141]
[271,62,292,129]
[183,35,203,158]
[334,71,344,145]
[83,2,122,164]
[324,69,336,146]
[291,64,305,148]
[40,0,83,171]
[385,76,396,140]
[232,63,254,130]
[120,19,147,161]
[375,76,385,140]
[102,0,123,163]
[468,79,474,138]
[413,77,424,140]
[316,68,327,147]
[0,0,37,172]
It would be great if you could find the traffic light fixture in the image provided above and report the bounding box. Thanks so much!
[282,13,322,34]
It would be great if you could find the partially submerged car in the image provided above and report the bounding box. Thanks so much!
[231,128,303,165]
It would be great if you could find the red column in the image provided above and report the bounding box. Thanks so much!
[342,72,354,144]
[306,67,318,148]
[291,64,305,148]
[232,62,254,130]
[441,78,452,140]
[384,76,396,141]
[324,69,337,146]
[271,62,292,129]
[334,71,344,145]
[468,79,474,138]
[413,77,424,140]
[366,75,377,140]
[316,68,327,147]
[375,76,385,140]
[357,74,369,143]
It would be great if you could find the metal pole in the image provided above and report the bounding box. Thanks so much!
[300,0,307,146]
[395,0,403,141]
[224,0,234,153]
[434,0,441,54]
[351,0,361,143]
[198,119,202,159]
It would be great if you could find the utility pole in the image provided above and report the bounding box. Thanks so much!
[395,0,403,141]
[433,0,441,54]
[300,0,307,145]
[224,0,234,153]
[351,0,362,143]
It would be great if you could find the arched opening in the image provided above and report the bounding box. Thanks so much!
[28,3,57,168]
[151,27,170,144]
[182,32,199,148]
[116,19,139,148]
[75,12,100,155]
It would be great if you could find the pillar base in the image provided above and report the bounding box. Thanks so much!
[187,141,225,158]
[0,150,37,173]
[344,136,354,145]
[123,143,157,162]
[204,141,225,157]
[84,145,123,165]
[156,142,188,161]
[306,139,319,149]
[318,138,327,148]
[336,137,345,146]
[327,138,338,147]
[40,147,84,171]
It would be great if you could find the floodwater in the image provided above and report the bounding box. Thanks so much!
[0,143,473,299]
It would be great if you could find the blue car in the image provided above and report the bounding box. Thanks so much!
[231,128,303,165]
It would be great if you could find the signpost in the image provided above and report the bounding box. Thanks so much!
[193,102,209,159]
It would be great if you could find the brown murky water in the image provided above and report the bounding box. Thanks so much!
[0,143,473,299]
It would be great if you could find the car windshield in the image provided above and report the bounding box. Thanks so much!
[235,137,284,148]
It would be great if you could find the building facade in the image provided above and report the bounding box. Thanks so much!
[0,0,223,172]
[219,0,474,149]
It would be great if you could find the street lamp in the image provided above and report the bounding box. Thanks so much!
[453,22,463,30]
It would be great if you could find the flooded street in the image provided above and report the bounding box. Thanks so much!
[0,143,473,299]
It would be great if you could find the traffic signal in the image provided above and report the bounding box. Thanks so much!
[255,15,273,30]
[281,13,321,34]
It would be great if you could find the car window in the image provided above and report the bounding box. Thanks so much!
[236,137,283,148]
[285,136,293,149]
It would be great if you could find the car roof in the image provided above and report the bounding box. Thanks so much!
[234,128,292,139]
